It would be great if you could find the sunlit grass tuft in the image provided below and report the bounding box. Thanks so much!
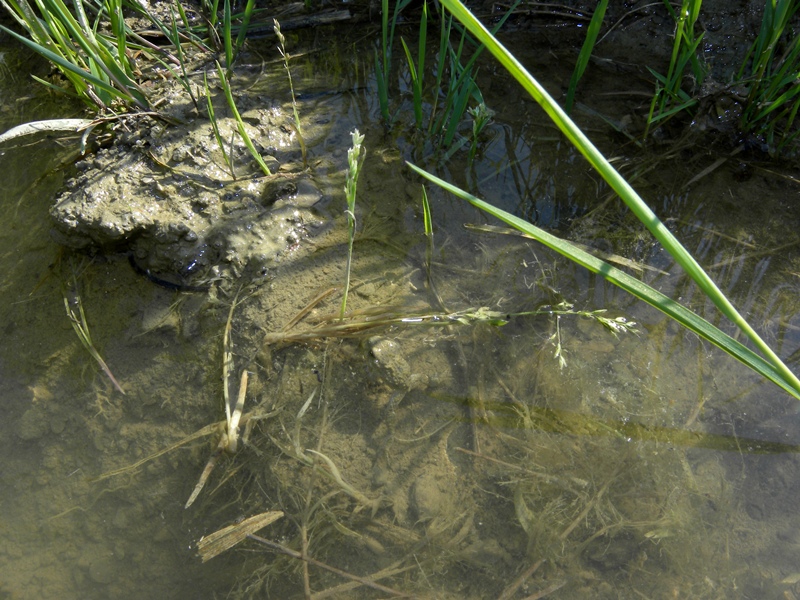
[0,0,149,110]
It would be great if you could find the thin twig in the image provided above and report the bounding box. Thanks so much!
[497,559,544,600]
[282,287,338,332]
[246,534,411,597]
[520,579,567,600]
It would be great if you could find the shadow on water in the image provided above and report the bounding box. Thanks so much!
[3,18,800,600]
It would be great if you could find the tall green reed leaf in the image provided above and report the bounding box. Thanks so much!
[430,0,800,399]
[375,0,390,123]
[105,0,128,73]
[400,0,427,129]
[167,4,198,107]
[234,0,255,57]
[223,0,233,69]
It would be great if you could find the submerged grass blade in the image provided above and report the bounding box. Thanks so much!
[435,0,800,399]
[64,292,125,395]
[407,163,800,400]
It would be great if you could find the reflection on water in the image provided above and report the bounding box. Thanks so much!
[2,26,800,600]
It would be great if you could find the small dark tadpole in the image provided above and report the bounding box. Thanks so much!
[127,253,210,293]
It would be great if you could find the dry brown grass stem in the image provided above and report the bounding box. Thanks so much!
[246,534,411,598]
[497,559,544,600]
[196,511,284,562]
[93,422,220,481]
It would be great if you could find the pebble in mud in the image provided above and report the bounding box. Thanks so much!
[411,470,454,523]
[17,407,49,441]
[368,337,428,391]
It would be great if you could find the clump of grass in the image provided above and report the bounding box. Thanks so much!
[393,0,516,154]
[645,0,707,135]
[375,0,415,124]
[467,102,493,161]
[0,0,149,110]
[340,129,365,319]
[736,0,800,151]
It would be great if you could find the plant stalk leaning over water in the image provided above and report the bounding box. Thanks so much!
[215,60,272,176]
[340,129,365,319]
[274,18,307,167]
[411,0,800,401]
[204,71,235,179]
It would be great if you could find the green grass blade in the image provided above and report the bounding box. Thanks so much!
[407,163,800,400]
[215,61,271,176]
[223,0,233,69]
[400,36,423,128]
[434,0,800,398]
[234,0,255,56]
[565,0,608,113]
[204,71,234,179]
[105,0,129,75]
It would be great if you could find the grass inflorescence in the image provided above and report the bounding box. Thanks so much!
[340,129,366,319]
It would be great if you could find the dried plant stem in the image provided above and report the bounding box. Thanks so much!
[185,446,223,509]
[94,421,220,481]
[246,534,409,597]
[197,511,284,562]
[64,291,125,395]
[497,559,544,600]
